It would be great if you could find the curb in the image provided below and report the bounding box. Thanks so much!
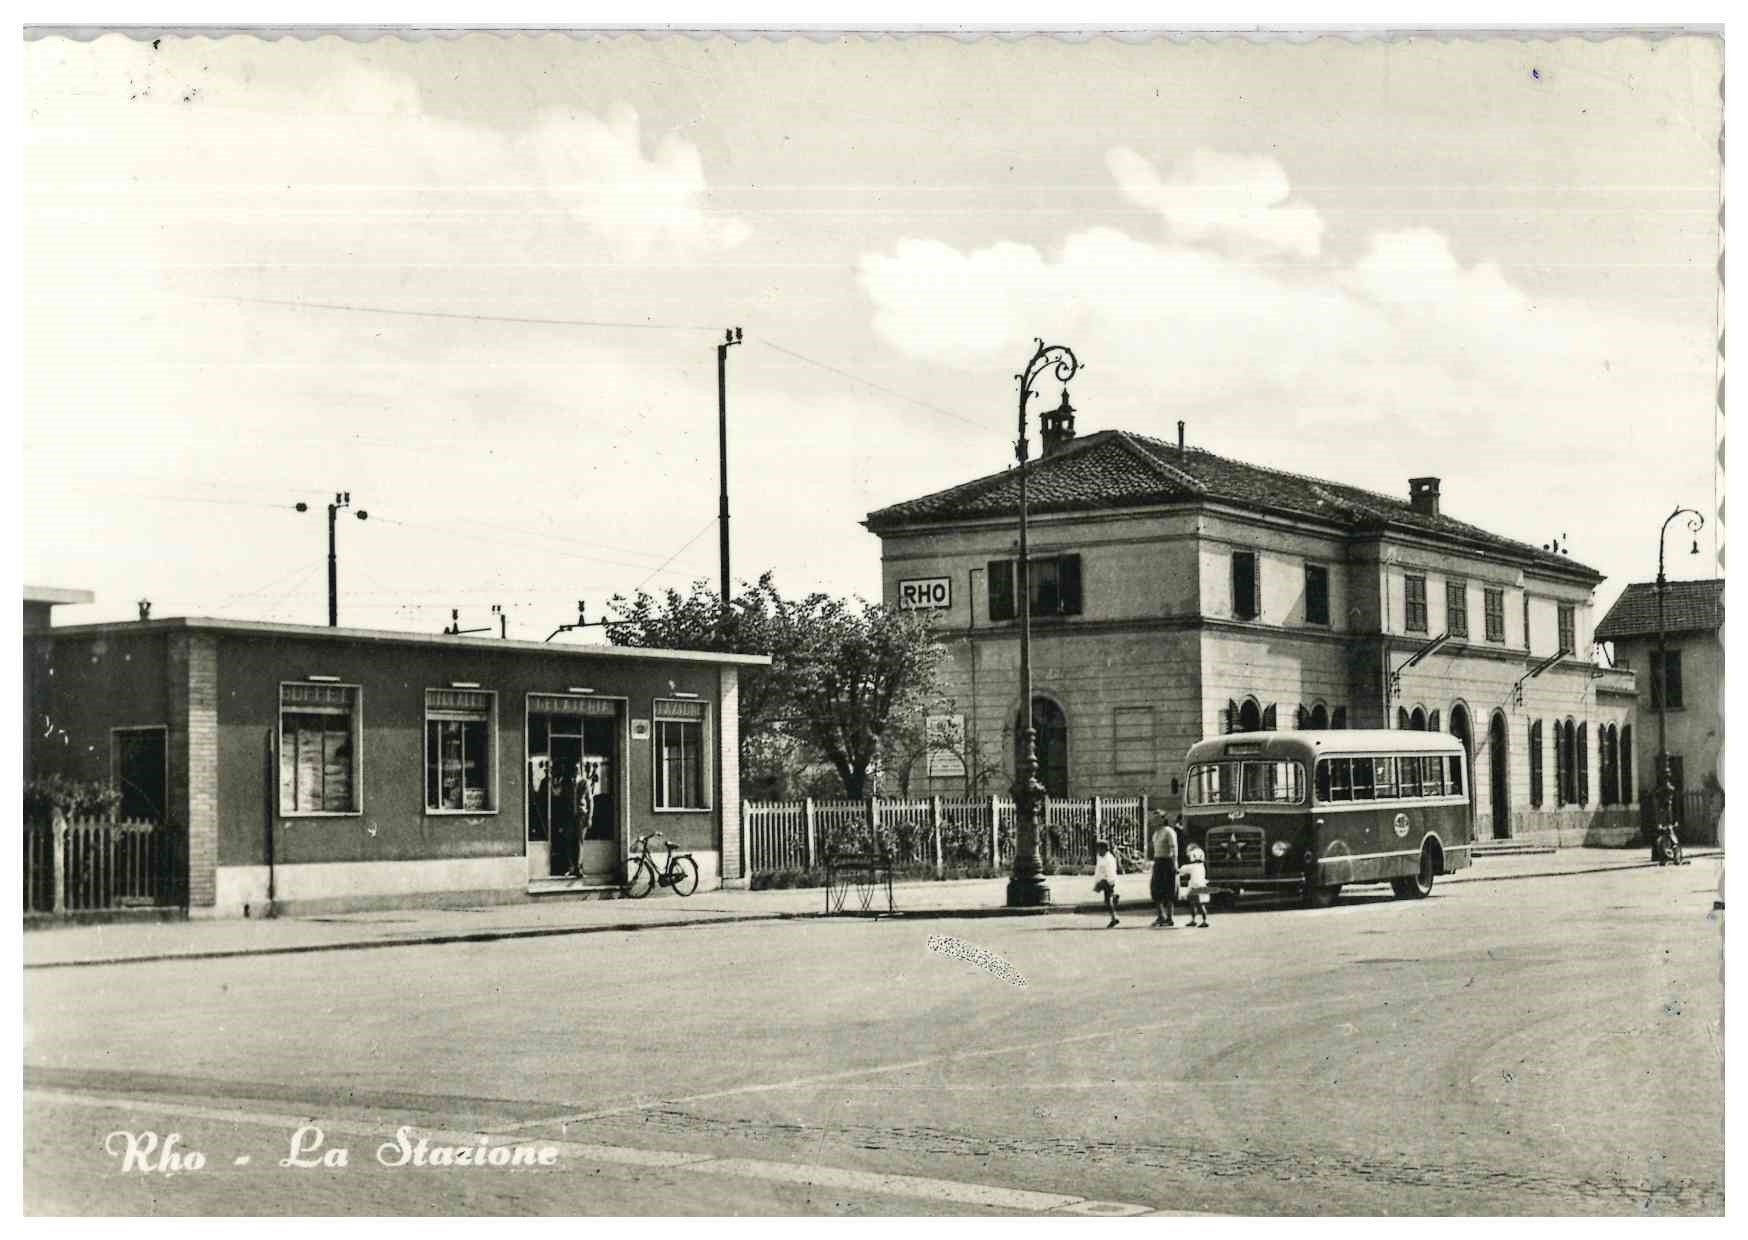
[24,851,1722,971]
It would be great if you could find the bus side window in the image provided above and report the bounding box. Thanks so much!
[1316,760,1331,803]
[1423,755,1445,796]
[1448,754,1465,796]
[1351,756,1375,799]
[1400,757,1422,797]
[1329,757,1351,801]
[1374,756,1397,799]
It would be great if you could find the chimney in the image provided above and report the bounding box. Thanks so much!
[1177,420,1186,455]
[1040,389,1076,457]
[1409,476,1441,517]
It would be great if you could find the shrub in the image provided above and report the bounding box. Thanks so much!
[24,775,121,825]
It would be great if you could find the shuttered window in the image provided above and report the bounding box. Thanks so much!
[1484,589,1506,642]
[987,554,1083,620]
[1529,720,1544,808]
[279,683,359,815]
[1405,575,1428,633]
[1233,552,1259,621]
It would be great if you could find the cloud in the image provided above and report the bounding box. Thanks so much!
[1108,147,1325,259]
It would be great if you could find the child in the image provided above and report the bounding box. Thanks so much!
[1091,839,1122,928]
[1182,844,1211,928]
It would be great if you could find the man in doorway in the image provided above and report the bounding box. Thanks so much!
[566,764,595,878]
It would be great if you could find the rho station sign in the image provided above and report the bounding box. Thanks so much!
[897,577,952,611]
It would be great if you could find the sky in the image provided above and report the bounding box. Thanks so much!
[22,32,1724,643]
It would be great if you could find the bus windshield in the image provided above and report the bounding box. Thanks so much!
[1186,760,1306,807]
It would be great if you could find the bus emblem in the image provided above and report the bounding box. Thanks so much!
[1393,812,1410,839]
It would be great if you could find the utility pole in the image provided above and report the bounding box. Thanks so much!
[717,327,742,614]
[296,492,367,627]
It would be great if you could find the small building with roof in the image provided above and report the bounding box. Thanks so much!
[865,413,1638,847]
[1595,577,1723,823]
[24,599,768,916]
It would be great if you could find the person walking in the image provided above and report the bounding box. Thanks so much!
[1091,840,1123,928]
[1150,812,1179,928]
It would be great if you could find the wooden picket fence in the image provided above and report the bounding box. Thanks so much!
[23,816,187,916]
[743,793,1151,875]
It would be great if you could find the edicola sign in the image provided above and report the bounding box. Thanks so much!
[897,577,952,610]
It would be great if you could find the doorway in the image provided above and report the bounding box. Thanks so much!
[1488,711,1510,839]
[112,726,168,823]
[527,696,623,883]
[1014,697,1069,796]
[1449,704,1475,833]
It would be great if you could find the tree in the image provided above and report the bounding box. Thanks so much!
[605,573,945,799]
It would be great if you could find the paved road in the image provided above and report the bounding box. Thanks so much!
[24,863,1724,1215]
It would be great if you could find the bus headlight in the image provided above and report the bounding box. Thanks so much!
[1303,850,1316,867]
[1270,840,1289,858]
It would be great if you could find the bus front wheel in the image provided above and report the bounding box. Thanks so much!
[1303,883,1341,909]
[1392,848,1436,899]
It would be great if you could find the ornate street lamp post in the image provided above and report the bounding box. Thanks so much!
[1007,340,1079,908]
[1653,506,1704,832]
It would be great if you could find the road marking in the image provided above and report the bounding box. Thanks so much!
[26,1087,1149,1215]
[498,1015,1200,1132]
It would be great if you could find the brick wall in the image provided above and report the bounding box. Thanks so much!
[168,632,220,909]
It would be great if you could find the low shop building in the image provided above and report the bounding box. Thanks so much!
[865,417,1639,847]
[25,610,767,916]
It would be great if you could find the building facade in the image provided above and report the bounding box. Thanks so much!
[866,422,1638,846]
[25,610,767,916]
[1595,578,1723,816]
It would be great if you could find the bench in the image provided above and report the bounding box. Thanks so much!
[823,852,896,915]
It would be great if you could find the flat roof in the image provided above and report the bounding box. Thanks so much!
[23,586,95,605]
[28,615,773,667]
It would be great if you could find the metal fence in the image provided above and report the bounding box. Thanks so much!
[23,817,187,916]
[743,793,1153,875]
[1640,789,1722,847]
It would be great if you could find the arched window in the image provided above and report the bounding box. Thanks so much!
[1428,709,1441,733]
[1310,703,1329,730]
[1238,698,1262,733]
[1553,720,1567,807]
[1600,724,1618,806]
[1560,719,1578,807]
[1397,706,1411,730]
[1332,706,1348,730]
[1576,722,1589,806]
[1529,719,1544,808]
[1410,707,1427,732]
[1621,724,1634,802]
[1262,703,1278,731]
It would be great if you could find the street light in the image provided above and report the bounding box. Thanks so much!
[295,492,368,627]
[1007,339,1080,908]
[1653,505,1704,833]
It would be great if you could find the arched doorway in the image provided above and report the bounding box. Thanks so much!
[1488,710,1510,839]
[1014,696,1069,797]
[1449,704,1475,831]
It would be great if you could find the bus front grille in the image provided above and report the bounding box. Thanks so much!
[1205,827,1266,878]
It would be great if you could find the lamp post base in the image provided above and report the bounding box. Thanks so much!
[1005,875,1052,907]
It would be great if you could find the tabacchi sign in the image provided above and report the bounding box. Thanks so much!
[897,577,951,610]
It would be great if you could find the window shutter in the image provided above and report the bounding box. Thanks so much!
[1529,720,1543,808]
[1577,722,1589,806]
[1057,554,1083,615]
[1666,651,1683,709]
[1296,704,1309,730]
[1621,725,1633,802]
[1428,709,1441,733]
[1225,700,1238,734]
[988,561,1015,622]
[1262,704,1277,731]
[1332,706,1348,730]
[1397,706,1410,730]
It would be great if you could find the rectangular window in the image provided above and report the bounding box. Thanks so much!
[1484,588,1505,643]
[1651,650,1684,709]
[1241,761,1305,805]
[1422,755,1446,797]
[1112,706,1155,776]
[1446,580,1468,638]
[1557,605,1576,655]
[1373,756,1397,799]
[1350,756,1375,799]
[654,699,710,810]
[987,554,1082,620]
[279,683,359,815]
[1232,551,1259,621]
[1448,753,1465,797]
[1399,755,1423,797]
[1305,564,1330,626]
[1321,758,1351,802]
[1186,762,1241,806]
[425,689,495,812]
[1404,575,1428,633]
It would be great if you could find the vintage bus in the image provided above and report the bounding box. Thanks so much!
[1180,730,1473,907]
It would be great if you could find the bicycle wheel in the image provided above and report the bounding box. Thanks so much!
[625,858,658,899]
[669,855,700,897]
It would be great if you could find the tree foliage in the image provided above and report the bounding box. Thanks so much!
[605,572,945,798]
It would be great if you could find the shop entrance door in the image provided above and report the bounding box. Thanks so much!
[578,716,618,879]
[527,696,624,884]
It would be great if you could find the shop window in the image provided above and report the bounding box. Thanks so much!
[1557,605,1576,656]
[279,683,359,815]
[1446,580,1468,638]
[425,689,495,813]
[1650,649,1684,709]
[1305,564,1330,626]
[1232,552,1259,621]
[654,699,710,810]
[1405,574,1428,633]
[1484,588,1506,643]
[986,554,1082,621]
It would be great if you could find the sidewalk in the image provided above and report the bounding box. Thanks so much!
[23,846,1722,970]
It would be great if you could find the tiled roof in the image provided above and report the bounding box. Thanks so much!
[1595,578,1724,640]
[865,429,1600,578]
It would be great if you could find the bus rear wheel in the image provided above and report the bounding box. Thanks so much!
[1392,848,1436,899]
[1303,883,1341,909]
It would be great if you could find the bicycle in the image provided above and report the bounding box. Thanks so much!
[623,831,700,898]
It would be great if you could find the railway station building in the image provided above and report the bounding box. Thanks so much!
[865,415,1640,847]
